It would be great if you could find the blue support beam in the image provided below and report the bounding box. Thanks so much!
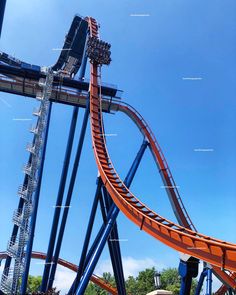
[124,140,149,186]
[20,102,53,295]
[101,187,126,295]
[179,257,199,295]
[68,193,117,295]
[68,177,103,294]
[70,193,113,285]
[40,105,79,292]
[194,266,212,295]
[70,139,149,294]
[99,192,124,294]
[76,203,119,294]
[47,96,90,290]
[194,270,205,295]
[0,0,6,37]
[40,54,87,292]
[206,268,212,295]
[0,63,118,98]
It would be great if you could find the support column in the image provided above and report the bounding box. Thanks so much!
[40,54,88,292]
[194,270,205,295]
[194,265,212,295]
[67,177,103,294]
[101,188,126,295]
[206,268,212,295]
[47,96,90,290]
[179,257,199,295]
[70,139,149,294]
[40,105,79,292]
[0,0,6,37]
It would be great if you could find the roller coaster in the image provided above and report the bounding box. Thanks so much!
[0,9,235,295]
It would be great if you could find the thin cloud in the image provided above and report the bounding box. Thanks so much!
[95,258,221,292]
[96,257,166,279]
[54,265,75,294]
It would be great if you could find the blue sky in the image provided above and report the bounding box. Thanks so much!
[0,0,236,293]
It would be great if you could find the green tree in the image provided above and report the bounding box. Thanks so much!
[161,267,197,295]
[85,283,107,295]
[85,267,197,295]
[27,275,42,293]
[126,276,137,294]
[135,268,156,295]
[85,283,97,295]
[18,275,60,294]
[85,272,115,295]
[31,287,60,294]
[161,267,180,294]
[102,272,116,287]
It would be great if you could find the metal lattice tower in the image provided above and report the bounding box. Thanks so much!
[0,68,54,294]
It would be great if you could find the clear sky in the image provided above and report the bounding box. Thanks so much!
[0,0,236,293]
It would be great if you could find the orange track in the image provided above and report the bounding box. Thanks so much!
[0,18,233,291]
[117,101,236,290]
[215,283,231,295]
[215,272,236,294]
[87,17,236,290]
[0,252,118,294]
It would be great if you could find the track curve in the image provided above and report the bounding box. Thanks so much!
[0,252,118,294]
[88,17,236,277]
[114,100,236,289]
[120,102,236,289]
[4,57,233,287]
[1,17,234,290]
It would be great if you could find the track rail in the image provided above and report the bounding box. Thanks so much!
[0,25,235,289]
[215,283,229,295]
[118,102,195,230]
[1,69,235,288]
[116,101,236,289]
[0,252,118,294]
[215,272,236,294]
[88,17,236,278]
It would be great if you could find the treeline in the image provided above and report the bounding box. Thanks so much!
[23,267,198,295]
[85,267,197,295]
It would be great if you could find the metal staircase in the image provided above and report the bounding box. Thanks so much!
[0,68,54,294]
